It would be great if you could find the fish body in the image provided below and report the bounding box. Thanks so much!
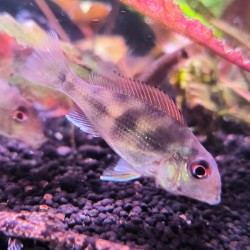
[0,80,46,148]
[19,33,221,205]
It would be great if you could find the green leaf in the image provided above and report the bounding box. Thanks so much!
[0,13,47,46]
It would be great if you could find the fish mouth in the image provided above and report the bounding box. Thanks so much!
[194,189,221,205]
[205,183,221,205]
[186,193,221,205]
[203,194,221,205]
[171,186,221,205]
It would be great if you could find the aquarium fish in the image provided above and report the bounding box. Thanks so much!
[0,80,46,148]
[19,32,221,205]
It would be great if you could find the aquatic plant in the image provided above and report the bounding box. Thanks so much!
[121,0,250,71]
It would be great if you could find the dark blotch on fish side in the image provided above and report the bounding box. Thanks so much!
[89,99,108,116]
[115,93,129,102]
[140,126,174,152]
[57,71,66,83]
[112,108,141,138]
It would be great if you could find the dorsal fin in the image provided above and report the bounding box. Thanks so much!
[90,72,186,126]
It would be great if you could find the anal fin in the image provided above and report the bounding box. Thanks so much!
[100,159,141,182]
[66,103,100,137]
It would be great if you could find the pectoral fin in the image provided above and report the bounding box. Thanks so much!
[100,159,141,182]
[8,238,23,250]
[66,103,100,137]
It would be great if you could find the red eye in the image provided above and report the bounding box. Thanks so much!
[12,107,28,123]
[189,160,211,179]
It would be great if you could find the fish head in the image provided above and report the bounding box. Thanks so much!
[178,149,221,205]
[0,79,45,148]
[9,104,46,148]
[156,141,221,205]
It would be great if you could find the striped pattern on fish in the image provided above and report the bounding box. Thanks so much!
[18,32,221,205]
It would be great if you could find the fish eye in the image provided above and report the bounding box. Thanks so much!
[12,106,29,123]
[189,160,211,179]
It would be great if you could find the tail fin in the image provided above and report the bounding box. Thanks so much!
[19,31,70,90]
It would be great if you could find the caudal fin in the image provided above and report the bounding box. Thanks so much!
[19,31,70,90]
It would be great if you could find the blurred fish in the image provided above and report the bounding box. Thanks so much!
[19,33,221,205]
[0,80,46,148]
[9,74,72,118]
[0,30,77,118]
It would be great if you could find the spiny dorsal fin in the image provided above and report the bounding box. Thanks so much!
[66,103,100,137]
[90,72,186,126]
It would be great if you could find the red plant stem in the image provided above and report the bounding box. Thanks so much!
[35,0,70,42]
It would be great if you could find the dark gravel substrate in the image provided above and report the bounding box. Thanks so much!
[0,117,249,250]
